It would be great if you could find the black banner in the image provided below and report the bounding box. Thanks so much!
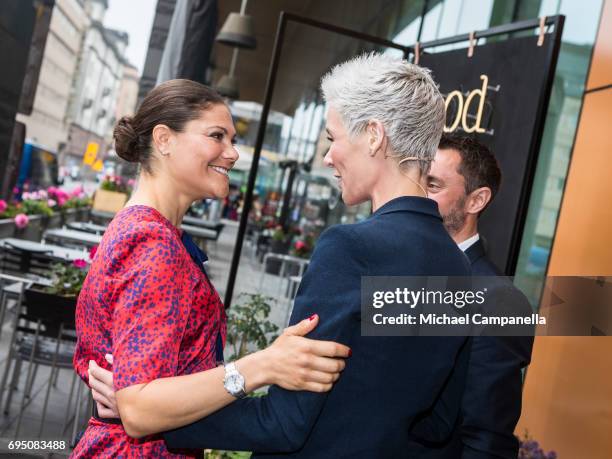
[421,27,563,275]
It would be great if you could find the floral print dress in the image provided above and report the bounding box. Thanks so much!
[72,205,226,458]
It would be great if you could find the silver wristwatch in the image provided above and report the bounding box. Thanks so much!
[223,362,247,399]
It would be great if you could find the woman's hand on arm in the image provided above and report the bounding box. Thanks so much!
[256,313,351,392]
[92,314,350,438]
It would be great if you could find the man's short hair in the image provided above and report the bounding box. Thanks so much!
[439,134,502,205]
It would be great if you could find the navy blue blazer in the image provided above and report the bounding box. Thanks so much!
[164,196,472,458]
[458,239,534,458]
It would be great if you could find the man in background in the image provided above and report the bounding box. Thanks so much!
[428,133,534,458]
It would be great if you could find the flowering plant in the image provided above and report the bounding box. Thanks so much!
[291,234,314,259]
[100,175,133,194]
[518,431,557,459]
[45,245,97,297]
[271,225,302,243]
[1,186,92,223]
[19,197,53,217]
[0,199,16,218]
[48,185,91,210]
[14,213,29,229]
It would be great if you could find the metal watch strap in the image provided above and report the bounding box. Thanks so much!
[223,362,247,399]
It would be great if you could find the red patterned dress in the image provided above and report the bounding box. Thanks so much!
[72,205,226,458]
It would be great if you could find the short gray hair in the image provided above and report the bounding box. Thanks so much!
[320,52,445,175]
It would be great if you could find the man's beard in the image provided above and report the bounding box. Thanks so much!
[441,196,467,236]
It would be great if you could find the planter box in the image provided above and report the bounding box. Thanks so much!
[76,207,90,221]
[43,214,62,231]
[265,239,291,275]
[0,218,15,238]
[24,289,77,333]
[0,207,92,240]
[61,208,80,226]
[14,214,44,241]
[92,190,127,214]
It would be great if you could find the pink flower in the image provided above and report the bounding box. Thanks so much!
[14,213,29,229]
[22,192,31,201]
[295,240,306,251]
[89,245,98,260]
[47,199,57,207]
[71,185,83,197]
[57,196,67,207]
[0,200,7,213]
[127,179,136,187]
[72,259,88,269]
[12,187,19,195]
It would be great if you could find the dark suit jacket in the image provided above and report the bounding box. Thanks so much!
[458,239,534,458]
[163,197,472,458]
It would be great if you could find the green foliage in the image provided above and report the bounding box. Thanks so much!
[20,199,54,217]
[226,293,279,361]
[45,260,88,297]
[0,202,19,219]
[290,233,315,259]
[61,196,93,210]
[205,294,279,458]
[100,175,131,194]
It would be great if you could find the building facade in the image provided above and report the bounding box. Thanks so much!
[64,0,128,161]
[115,63,140,121]
[15,0,89,152]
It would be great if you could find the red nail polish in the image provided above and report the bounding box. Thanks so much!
[348,349,352,357]
[309,314,317,321]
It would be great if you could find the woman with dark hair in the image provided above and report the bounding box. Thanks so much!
[71,79,350,458]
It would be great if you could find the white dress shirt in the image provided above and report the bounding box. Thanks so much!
[457,233,480,252]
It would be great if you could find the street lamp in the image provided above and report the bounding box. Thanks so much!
[214,0,257,99]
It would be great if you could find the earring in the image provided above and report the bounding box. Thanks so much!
[161,150,169,156]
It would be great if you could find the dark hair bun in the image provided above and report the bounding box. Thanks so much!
[113,116,141,163]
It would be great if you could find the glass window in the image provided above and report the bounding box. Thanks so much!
[221,2,424,314]
[513,0,603,305]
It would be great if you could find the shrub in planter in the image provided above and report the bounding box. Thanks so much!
[46,258,90,298]
[0,187,92,235]
[207,293,279,459]
[225,293,279,361]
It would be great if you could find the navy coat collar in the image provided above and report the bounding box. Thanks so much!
[372,196,442,220]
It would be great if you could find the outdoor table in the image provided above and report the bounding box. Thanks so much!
[0,238,89,262]
[0,272,53,288]
[43,228,102,248]
[67,222,107,235]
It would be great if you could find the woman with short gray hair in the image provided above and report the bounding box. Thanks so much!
[320,52,446,208]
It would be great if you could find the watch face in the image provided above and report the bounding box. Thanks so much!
[226,373,245,393]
